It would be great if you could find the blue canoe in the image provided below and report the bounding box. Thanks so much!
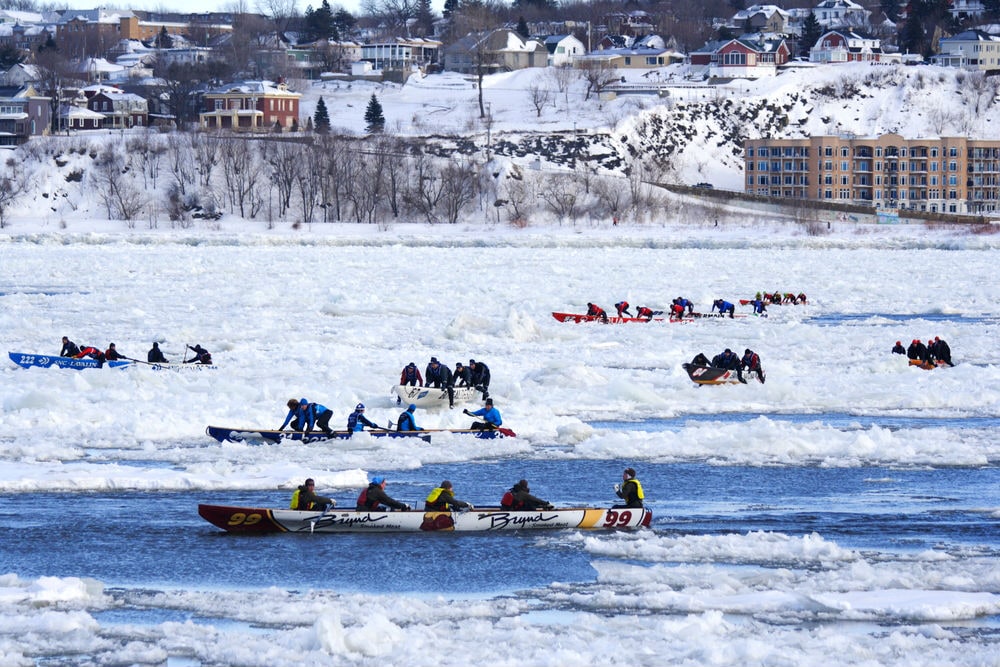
[9,352,132,370]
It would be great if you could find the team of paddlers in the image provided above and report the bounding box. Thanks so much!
[288,467,646,514]
[892,337,954,366]
[58,336,212,366]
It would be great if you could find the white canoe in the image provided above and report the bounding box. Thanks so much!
[392,384,484,408]
[199,504,652,534]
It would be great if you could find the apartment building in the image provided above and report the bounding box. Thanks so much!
[744,134,1000,214]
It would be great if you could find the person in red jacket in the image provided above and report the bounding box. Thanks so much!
[586,303,609,322]
[399,361,423,386]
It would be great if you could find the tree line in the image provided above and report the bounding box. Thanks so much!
[0,129,672,229]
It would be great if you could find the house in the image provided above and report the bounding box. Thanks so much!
[199,80,300,131]
[0,63,39,88]
[730,5,792,34]
[543,34,586,67]
[83,85,148,128]
[933,29,1000,71]
[443,30,538,74]
[812,0,869,28]
[580,39,681,70]
[809,30,898,63]
[709,35,791,78]
[0,87,50,145]
[58,103,104,131]
[360,37,441,71]
[949,0,986,20]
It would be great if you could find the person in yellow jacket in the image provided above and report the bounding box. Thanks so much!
[290,478,335,511]
[424,480,473,511]
[614,468,644,508]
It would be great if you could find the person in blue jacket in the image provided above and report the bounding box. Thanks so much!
[749,297,767,316]
[278,397,332,435]
[348,403,383,432]
[463,398,502,431]
[712,299,736,318]
[396,404,423,432]
[711,348,745,383]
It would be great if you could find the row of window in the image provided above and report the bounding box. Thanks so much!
[748,160,961,172]
[746,145,964,158]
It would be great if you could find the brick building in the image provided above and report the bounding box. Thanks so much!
[744,134,1000,214]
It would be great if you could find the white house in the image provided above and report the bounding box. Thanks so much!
[544,34,586,67]
[809,30,898,63]
[812,0,869,28]
[934,29,1000,70]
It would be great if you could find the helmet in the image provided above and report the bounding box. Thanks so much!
[300,397,308,405]
[356,403,365,411]
[371,476,385,485]
[896,341,901,346]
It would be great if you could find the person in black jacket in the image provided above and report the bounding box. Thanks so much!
[356,477,409,512]
[185,344,212,364]
[891,341,906,355]
[469,359,490,399]
[712,348,745,383]
[148,342,168,363]
[291,478,335,511]
[425,357,455,407]
[614,468,644,508]
[453,361,472,388]
[60,336,80,357]
[510,480,554,510]
[930,336,954,366]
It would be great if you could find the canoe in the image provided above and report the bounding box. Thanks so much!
[393,384,483,408]
[205,425,516,445]
[908,358,948,370]
[8,352,132,370]
[682,363,765,385]
[198,503,652,534]
[552,311,664,323]
[125,358,218,371]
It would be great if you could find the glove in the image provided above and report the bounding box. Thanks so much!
[463,409,472,416]
[614,483,621,493]
[402,504,411,511]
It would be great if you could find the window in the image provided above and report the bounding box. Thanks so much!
[624,56,631,65]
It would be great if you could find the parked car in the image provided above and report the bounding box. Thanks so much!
[694,182,714,189]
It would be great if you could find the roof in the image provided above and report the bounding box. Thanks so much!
[206,80,302,97]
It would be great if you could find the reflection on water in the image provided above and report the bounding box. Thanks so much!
[590,413,1000,432]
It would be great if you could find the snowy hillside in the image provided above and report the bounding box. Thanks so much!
[3,61,1000,228]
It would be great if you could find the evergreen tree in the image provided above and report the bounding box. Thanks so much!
[799,12,822,59]
[0,44,24,71]
[304,0,337,42]
[443,0,458,20]
[364,93,385,134]
[516,15,530,39]
[332,8,357,38]
[314,96,331,134]
[415,0,435,36]
[985,0,1000,20]
[156,26,172,49]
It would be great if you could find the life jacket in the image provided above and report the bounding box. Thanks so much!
[357,488,370,509]
[199,352,212,364]
[425,487,451,511]
[624,478,645,504]
[397,411,414,431]
[290,486,314,510]
[500,490,523,510]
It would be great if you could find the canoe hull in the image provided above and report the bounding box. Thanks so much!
[393,384,483,408]
[682,363,764,385]
[198,504,652,534]
[9,352,131,370]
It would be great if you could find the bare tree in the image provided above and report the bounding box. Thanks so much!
[260,138,302,217]
[538,172,582,221]
[578,59,619,101]
[219,136,266,219]
[438,158,479,223]
[166,133,197,197]
[403,151,445,223]
[93,146,147,224]
[528,82,553,117]
[547,66,574,110]
[0,157,25,228]
[362,0,417,36]
[193,133,222,189]
[297,141,325,223]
